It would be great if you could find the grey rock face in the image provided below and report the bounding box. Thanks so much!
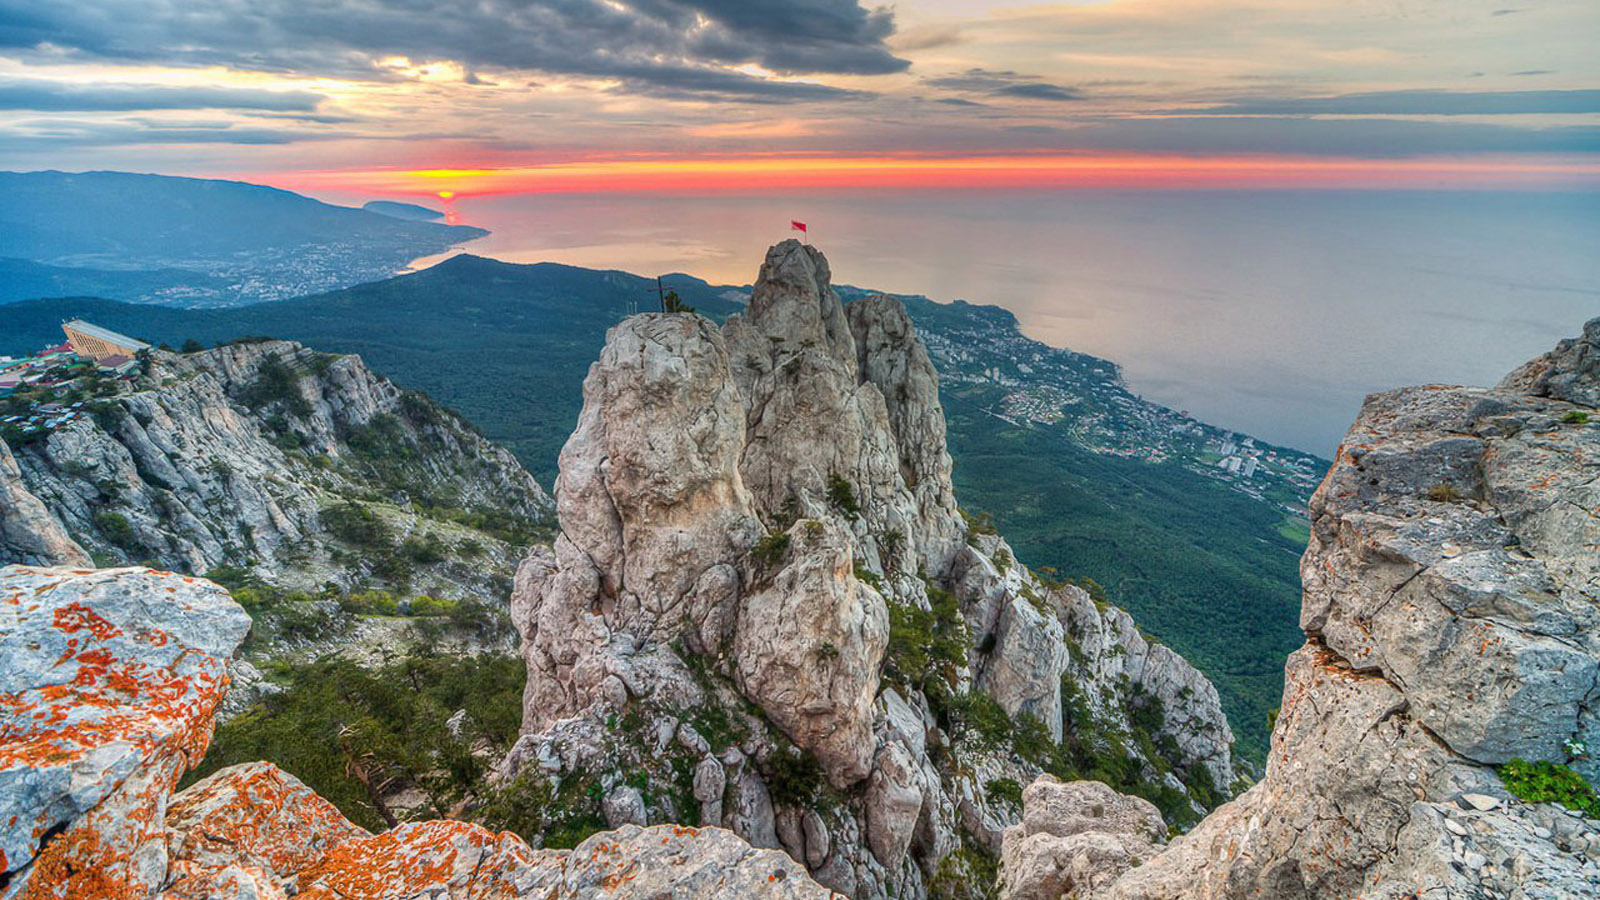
[0,340,549,594]
[0,439,88,566]
[1088,317,1600,900]
[506,241,1238,900]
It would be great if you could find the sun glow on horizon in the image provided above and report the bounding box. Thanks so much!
[262,152,1600,200]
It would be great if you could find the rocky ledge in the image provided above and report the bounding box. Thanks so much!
[0,564,838,900]
[999,318,1600,900]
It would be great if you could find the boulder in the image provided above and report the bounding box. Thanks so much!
[165,762,368,879]
[999,778,1165,900]
[0,565,250,898]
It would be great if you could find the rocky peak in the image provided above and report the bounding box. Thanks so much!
[506,242,1238,899]
[741,239,857,373]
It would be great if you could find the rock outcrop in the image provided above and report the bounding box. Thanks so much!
[504,241,1237,899]
[0,564,840,900]
[999,777,1165,900]
[1015,317,1600,899]
[0,440,89,566]
[1,566,252,898]
[0,340,548,597]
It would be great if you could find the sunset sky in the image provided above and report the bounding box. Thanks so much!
[1,0,1597,194]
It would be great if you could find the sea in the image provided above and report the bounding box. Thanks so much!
[400,188,1600,457]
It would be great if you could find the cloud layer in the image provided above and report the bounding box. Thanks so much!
[0,0,906,100]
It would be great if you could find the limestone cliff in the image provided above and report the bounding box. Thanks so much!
[0,340,549,599]
[502,241,1237,900]
[1002,317,1600,900]
[0,564,838,900]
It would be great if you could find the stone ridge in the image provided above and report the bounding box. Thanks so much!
[504,240,1237,900]
[1001,316,1600,900]
[0,339,549,592]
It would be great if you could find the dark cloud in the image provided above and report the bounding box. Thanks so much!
[0,78,324,112]
[1010,116,1600,157]
[0,119,319,145]
[1510,70,1553,76]
[928,69,1084,103]
[0,0,905,102]
[1171,89,1600,116]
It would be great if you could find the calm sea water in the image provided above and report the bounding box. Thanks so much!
[398,189,1599,456]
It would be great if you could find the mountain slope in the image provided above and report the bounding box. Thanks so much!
[0,339,551,640]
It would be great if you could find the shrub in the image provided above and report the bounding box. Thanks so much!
[238,354,312,418]
[92,510,137,550]
[947,691,1013,751]
[1499,759,1600,817]
[985,777,1024,809]
[752,531,791,569]
[400,533,447,564]
[1425,482,1463,503]
[882,586,968,703]
[1563,411,1591,425]
[826,472,861,519]
[765,746,824,808]
[323,502,390,547]
[185,651,527,832]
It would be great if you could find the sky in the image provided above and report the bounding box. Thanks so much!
[1,0,1597,193]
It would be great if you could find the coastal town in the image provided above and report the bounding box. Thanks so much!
[901,294,1327,517]
[0,320,150,444]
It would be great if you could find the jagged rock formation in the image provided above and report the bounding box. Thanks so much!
[0,564,838,900]
[503,241,1236,899]
[1008,317,1600,899]
[1,340,547,609]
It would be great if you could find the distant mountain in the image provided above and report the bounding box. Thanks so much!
[363,200,445,221]
[0,171,487,305]
[0,254,1319,758]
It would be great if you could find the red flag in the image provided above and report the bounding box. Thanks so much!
[791,220,807,234]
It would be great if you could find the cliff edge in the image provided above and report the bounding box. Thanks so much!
[1003,317,1600,900]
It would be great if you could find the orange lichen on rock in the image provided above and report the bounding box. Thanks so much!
[294,820,543,900]
[1,566,250,898]
[166,762,370,879]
